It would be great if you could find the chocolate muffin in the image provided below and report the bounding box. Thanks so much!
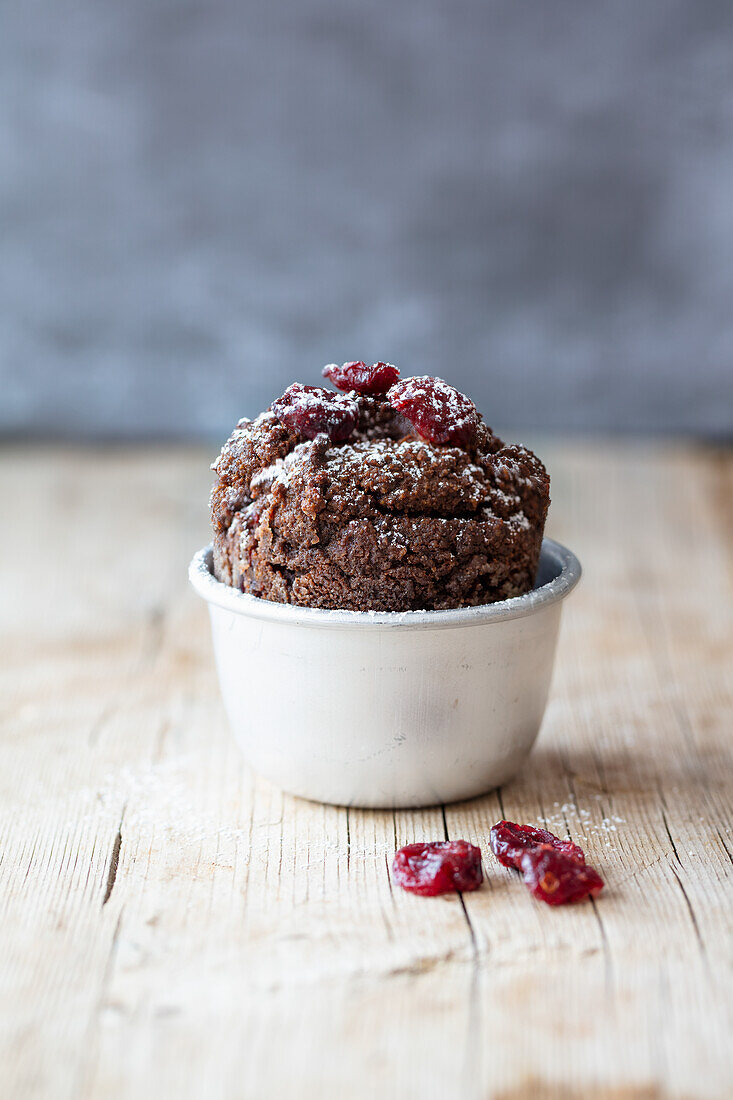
[210,364,550,612]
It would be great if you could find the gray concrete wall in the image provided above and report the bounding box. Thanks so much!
[2,0,732,439]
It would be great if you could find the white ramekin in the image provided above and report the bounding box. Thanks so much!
[189,538,581,808]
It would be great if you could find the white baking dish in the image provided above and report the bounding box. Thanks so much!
[189,538,581,808]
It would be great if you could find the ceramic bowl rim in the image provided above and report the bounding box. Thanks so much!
[188,537,581,632]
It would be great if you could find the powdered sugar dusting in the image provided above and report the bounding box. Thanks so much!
[271,384,358,442]
[393,376,468,416]
[250,440,316,492]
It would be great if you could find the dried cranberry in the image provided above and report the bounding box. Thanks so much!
[271,383,358,442]
[490,820,586,870]
[323,361,399,395]
[520,845,604,906]
[387,376,479,448]
[392,840,483,896]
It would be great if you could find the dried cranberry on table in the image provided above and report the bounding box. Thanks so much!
[271,383,358,442]
[489,820,604,906]
[520,845,604,906]
[490,820,586,870]
[392,840,483,896]
[387,376,479,448]
[323,360,400,395]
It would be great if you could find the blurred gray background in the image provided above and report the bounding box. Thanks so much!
[2,0,732,440]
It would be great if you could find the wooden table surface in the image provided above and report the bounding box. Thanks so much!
[2,443,732,1100]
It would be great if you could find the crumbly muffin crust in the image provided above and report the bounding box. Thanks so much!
[210,389,550,612]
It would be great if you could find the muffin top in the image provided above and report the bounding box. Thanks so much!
[209,363,550,611]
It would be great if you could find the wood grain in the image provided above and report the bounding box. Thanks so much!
[0,443,731,1100]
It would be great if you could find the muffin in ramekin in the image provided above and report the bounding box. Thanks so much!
[190,363,579,808]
